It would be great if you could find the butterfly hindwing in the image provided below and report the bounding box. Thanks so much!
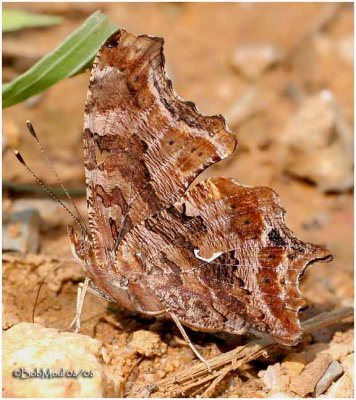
[116,177,331,345]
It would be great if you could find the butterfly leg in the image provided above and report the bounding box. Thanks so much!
[169,311,212,373]
[142,309,167,316]
[67,277,90,333]
[141,307,211,371]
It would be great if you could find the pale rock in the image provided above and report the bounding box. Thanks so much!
[12,198,73,231]
[326,330,354,361]
[3,197,12,215]
[2,323,123,397]
[314,360,344,395]
[259,363,289,393]
[280,93,353,192]
[313,34,335,58]
[326,353,353,398]
[231,43,283,80]
[24,93,44,108]
[337,36,353,65]
[313,33,353,66]
[291,338,353,365]
[3,119,20,151]
[129,330,167,357]
[323,342,354,361]
[3,209,40,253]
[281,352,307,377]
[225,86,266,127]
[289,354,332,397]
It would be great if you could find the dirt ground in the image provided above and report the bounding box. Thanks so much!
[2,2,354,398]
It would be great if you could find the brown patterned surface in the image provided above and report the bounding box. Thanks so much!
[69,30,332,346]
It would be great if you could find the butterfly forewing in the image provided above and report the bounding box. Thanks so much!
[83,30,236,266]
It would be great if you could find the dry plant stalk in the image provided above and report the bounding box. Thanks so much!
[142,307,353,397]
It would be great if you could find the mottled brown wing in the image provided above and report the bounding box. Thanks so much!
[84,30,236,266]
[116,177,332,345]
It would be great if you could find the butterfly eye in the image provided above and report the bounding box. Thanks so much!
[244,219,250,225]
[230,204,236,210]
[169,140,175,145]
[191,147,197,153]
[198,151,203,157]
[106,40,118,48]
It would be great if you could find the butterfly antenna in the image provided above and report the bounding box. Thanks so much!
[14,150,87,234]
[26,120,88,233]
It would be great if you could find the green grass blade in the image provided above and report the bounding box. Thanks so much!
[2,9,62,32]
[3,11,116,108]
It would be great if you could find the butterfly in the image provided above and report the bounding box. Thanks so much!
[68,29,332,349]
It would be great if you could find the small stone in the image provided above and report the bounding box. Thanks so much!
[260,363,289,395]
[3,119,20,152]
[2,323,122,397]
[231,43,283,80]
[289,354,332,397]
[281,352,306,377]
[2,198,12,215]
[280,93,353,192]
[323,342,353,361]
[259,363,281,391]
[337,36,353,65]
[312,326,336,343]
[130,330,167,357]
[326,354,354,397]
[24,93,44,108]
[3,209,40,253]
[12,198,73,231]
[314,361,344,395]
[225,87,266,127]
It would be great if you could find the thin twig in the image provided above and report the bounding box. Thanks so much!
[201,365,233,398]
[3,180,86,196]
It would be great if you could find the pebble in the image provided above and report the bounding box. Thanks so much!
[326,353,353,397]
[281,352,306,377]
[314,33,353,66]
[280,92,353,192]
[2,323,122,397]
[3,119,20,151]
[314,360,344,396]
[260,363,290,395]
[289,354,332,397]
[3,209,40,253]
[312,326,336,343]
[129,330,167,357]
[337,36,353,65]
[11,198,74,231]
[225,86,265,127]
[231,43,283,80]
